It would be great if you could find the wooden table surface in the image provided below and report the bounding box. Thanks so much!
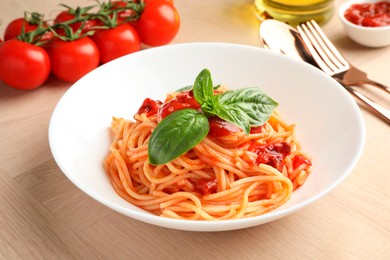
[0,0,389,259]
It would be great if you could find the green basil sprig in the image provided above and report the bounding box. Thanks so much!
[148,68,278,165]
[148,109,209,165]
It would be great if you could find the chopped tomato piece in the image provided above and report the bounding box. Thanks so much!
[292,155,312,169]
[193,178,218,196]
[137,98,161,116]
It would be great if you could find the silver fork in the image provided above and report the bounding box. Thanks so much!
[297,20,390,124]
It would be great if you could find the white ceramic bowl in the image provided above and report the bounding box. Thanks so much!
[48,42,365,231]
[338,0,390,47]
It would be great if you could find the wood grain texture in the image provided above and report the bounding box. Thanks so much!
[0,0,389,259]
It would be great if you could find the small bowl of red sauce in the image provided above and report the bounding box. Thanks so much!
[338,0,390,47]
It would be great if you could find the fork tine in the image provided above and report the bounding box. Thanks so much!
[308,20,349,68]
[298,23,341,73]
[296,24,334,75]
[305,21,346,71]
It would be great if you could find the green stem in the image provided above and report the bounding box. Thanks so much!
[17,0,144,45]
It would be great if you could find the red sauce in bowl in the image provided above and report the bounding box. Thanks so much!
[344,1,390,27]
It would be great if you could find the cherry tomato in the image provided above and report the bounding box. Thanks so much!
[0,39,50,90]
[4,17,52,42]
[4,18,38,41]
[54,9,98,35]
[91,23,140,64]
[46,37,99,82]
[109,1,138,24]
[4,13,53,43]
[134,0,180,46]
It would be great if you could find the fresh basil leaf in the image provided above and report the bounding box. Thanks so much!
[148,109,209,165]
[193,68,214,105]
[219,87,278,126]
[213,84,221,90]
[176,85,193,92]
[175,84,220,93]
[212,105,251,134]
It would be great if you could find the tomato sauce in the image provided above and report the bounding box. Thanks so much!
[137,92,311,180]
[250,125,265,134]
[208,117,241,138]
[344,1,390,27]
[158,90,201,119]
[193,178,218,196]
[292,155,312,170]
[249,142,291,172]
[137,93,273,140]
[153,90,245,139]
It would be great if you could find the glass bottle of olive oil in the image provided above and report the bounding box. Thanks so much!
[255,0,335,27]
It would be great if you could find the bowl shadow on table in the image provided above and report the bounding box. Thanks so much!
[23,159,320,258]
[76,206,317,259]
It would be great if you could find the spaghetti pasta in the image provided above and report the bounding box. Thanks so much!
[104,88,312,220]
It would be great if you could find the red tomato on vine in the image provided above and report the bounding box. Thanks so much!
[46,37,99,82]
[4,18,39,40]
[108,1,139,24]
[54,6,98,36]
[4,13,52,42]
[91,23,140,64]
[0,39,50,90]
[134,0,180,46]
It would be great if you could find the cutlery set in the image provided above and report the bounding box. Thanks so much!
[260,19,390,124]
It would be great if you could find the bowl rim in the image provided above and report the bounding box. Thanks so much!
[338,0,390,31]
